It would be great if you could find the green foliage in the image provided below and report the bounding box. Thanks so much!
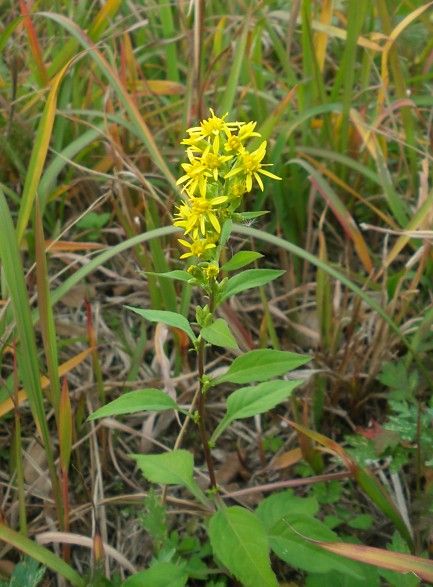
[221,251,264,272]
[377,361,419,401]
[3,2,433,583]
[132,450,208,505]
[123,562,188,587]
[125,307,196,342]
[211,349,311,386]
[219,269,285,302]
[88,389,178,420]
[76,211,110,240]
[148,270,192,283]
[211,380,301,443]
[380,533,420,587]
[139,491,168,549]
[201,318,239,350]
[208,506,278,587]
[0,558,45,587]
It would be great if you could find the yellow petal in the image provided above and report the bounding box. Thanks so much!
[224,167,242,179]
[254,172,264,191]
[209,212,221,233]
[259,169,282,180]
[212,195,228,205]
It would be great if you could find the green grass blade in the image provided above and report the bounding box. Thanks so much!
[38,11,177,192]
[0,524,84,587]
[34,201,61,417]
[0,189,63,523]
[16,63,69,243]
[219,26,248,114]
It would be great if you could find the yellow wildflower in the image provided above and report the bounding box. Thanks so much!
[204,263,219,279]
[224,121,261,154]
[174,195,228,236]
[176,149,211,196]
[178,238,216,259]
[229,179,247,199]
[224,141,281,192]
[182,109,241,153]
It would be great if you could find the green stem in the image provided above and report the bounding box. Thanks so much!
[197,338,217,489]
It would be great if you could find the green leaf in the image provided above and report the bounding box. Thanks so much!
[145,270,192,283]
[126,307,196,341]
[348,514,374,530]
[236,210,269,220]
[132,450,208,505]
[211,380,300,443]
[307,566,380,587]
[123,562,188,587]
[212,349,311,386]
[269,514,363,577]
[208,506,278,587]
[219,219,233,247]
[201,318,239,350]
[88,389,178,421]
[256,491,319,531]
[222,251,264,272]
[8,558,45,587]
[220,269,285,301]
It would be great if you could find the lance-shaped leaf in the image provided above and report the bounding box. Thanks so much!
[219,269,285,302]
[145,270,191,283]
[88,389,178,420]
[132,450,208,505]
[211,380,301,443]
[201,318,239,350]
[222,251,263,272]
[211,349,311,386]
[126,306,196,342]
[208,506,278,587]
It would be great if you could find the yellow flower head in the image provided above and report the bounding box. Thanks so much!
[178,238,216,259]
[224,121,261,154]
[182,109,240,153]
[174,194,228,237]
[204,263,219,279]
[224,141,282,192]
[175,111,281,266]
[176,149,211,196]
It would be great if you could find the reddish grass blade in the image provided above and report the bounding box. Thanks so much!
[18,0,48,86]
[17,62,70,243]
[286,419,413,548]
[317,542,433,583]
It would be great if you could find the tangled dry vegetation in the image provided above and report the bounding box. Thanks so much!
[1,1,433,585]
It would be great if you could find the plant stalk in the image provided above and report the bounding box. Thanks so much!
[197,338,217,490]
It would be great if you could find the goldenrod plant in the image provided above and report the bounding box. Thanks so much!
[89,111,314,586]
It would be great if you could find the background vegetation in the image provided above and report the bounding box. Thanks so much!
[0,0,433,584]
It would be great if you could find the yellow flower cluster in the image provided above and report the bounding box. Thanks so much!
[174,109,281,264]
